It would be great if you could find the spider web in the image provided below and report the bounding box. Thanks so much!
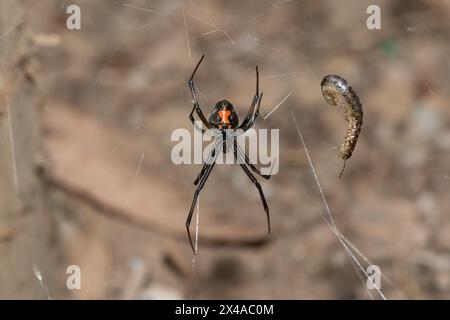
[5,0,437,300]
[176,0,402,299]
[290,109,387,300]
[118,0,395,299]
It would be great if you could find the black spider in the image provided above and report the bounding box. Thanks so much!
[186,54,271,254]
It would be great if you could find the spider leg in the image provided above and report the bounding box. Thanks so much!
[186,146,219,254]
[233,145,271,234]
[186,162,215,254]
[234,139,270,180]
[238,66,263,132]
[238,92,263,133]
[188,54,210,130]
[190,108,207,133]
[194,147,217,185]
[193,137,221,185]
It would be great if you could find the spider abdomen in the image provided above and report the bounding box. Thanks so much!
[209,100,239,129]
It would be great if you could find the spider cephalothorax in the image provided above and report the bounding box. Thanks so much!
[186,54,271,254]
[209,100,239,129]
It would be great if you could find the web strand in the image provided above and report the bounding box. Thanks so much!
[290,109,387,300]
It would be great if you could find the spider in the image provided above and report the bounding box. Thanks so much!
[186,54,272,254]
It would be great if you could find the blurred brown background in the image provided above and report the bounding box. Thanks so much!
[1,0,450,299]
